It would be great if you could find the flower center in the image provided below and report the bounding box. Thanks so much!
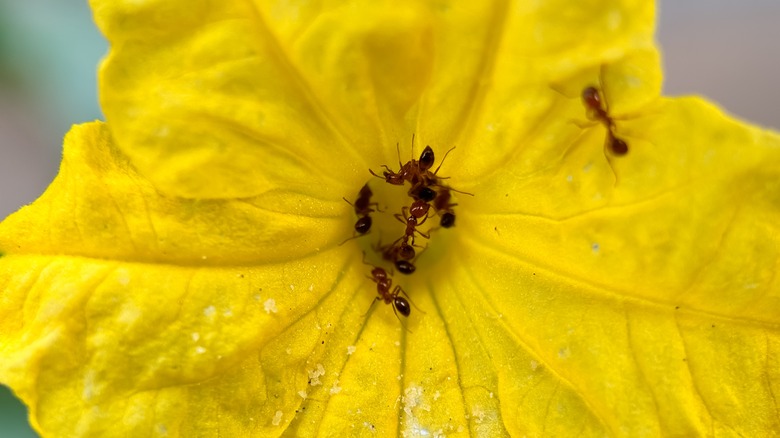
[342,143,468,281]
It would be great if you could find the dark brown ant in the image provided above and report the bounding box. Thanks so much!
[581,86,629,156]
[432,187,458,228]
[339,183,379,245]
[362,254,412,319]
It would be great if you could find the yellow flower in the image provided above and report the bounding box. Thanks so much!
[2,0,780,436]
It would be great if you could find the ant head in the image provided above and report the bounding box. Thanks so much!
[582,86,601,110]
[409,200,430,219]
[355,216,372,234]
[418,146,435,171]
[395,260,416,275]
[371,266,388,281]
[440,212,455,228]
[394,297,411,317]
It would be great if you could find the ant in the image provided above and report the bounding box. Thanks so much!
[369,135,456,191]
[581,85,629,156]
[362,254,412,319]
[377,238,426,275]
[394,205,431,246]
[433,187,457,228]
[339,183,379,245]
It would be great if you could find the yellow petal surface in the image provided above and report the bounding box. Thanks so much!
[2,0,780,436]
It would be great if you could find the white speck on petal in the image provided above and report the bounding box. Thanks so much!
[402,384,432,436]
[566,174,573,182]
[272,410,283,426]
[289,284,295,291]
[253,293,261,301]
[530,360,539,370]
[433,391,440,401]
[472,407,485,423]
[264,299,278,314]
[298,390,307,399]
[195,346,207,354]
[191,332,200,341]
[223,308,233,317]
[394,341,400,347]
[330,380,342,394]
[347,345,357,355]
[308,364,325,386]
[308,283,314,291]
[203,306,216,317]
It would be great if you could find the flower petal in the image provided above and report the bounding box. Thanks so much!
[414,0,656,181]
[0,122,369,436]
[457,95,780,433]
[0,122,342,264]
[92,0,368,198]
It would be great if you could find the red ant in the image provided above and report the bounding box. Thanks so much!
[339,183,379,245]
[362,254,412,319]
[581,85,629,156]
[377,237,426,275]
[369,136,456,191]
[394,205,431,246]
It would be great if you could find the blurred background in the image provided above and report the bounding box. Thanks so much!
[0,1,778,436]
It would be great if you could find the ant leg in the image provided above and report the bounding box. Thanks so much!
[414,228,431,240]
[338,232,368,246]
[342,197,355,207]
[369,168,386,180]
[368,201,384,213]
[362,297,380,317]
[397,286,426,315]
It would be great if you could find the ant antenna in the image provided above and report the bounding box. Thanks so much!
[432,146,456,175]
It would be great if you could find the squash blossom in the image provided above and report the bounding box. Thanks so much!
[2,0,780,436]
